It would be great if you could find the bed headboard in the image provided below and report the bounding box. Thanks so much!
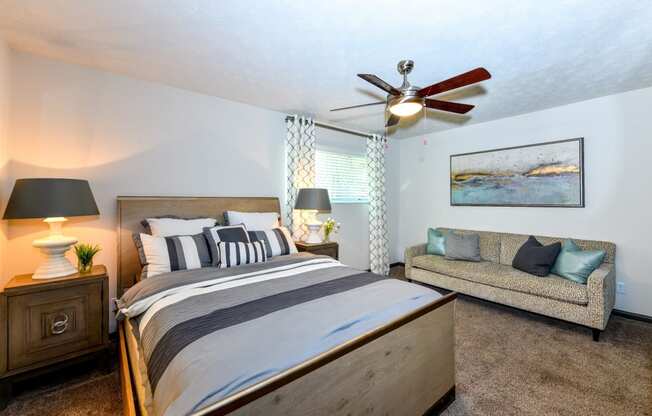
[117,196,282,296]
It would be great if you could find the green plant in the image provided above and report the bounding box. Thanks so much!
[322,218,340,241]
[74,243,101,273]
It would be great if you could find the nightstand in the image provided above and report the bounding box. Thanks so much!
[0,265,110,409]
[295,241,339,260]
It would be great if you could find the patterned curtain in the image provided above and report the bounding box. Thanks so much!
[285,115,316,241]
[367,134,390,275]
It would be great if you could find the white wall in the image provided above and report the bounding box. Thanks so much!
[398,86,652,316]
[0,40,9,283]
[316,128,401,270]
[4,51,286,329]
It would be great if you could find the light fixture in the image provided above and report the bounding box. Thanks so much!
[389,95,423,117]
[3,178,99,279]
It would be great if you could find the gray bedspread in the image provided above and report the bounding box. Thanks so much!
[117,253,442,416]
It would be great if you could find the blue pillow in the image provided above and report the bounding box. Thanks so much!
[426,228,446,256]
[551,239,606,284]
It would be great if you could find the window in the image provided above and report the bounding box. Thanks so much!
[316,149,369,203]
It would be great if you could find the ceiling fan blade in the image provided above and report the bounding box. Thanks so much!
[357,74,401,96]
[385,114,400,127]
[330,101,386,112]
[425,99,475,114]
[418,67,491,97]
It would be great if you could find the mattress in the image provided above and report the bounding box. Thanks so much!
[117,253,442,416]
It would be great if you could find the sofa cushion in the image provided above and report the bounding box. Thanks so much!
[439,228,500,263]
[426,228,447,255]
[551,239,606,284]
[445,232,481,262]
[511,236,561,277]
[500,233,615,265]
[412,255,588,305]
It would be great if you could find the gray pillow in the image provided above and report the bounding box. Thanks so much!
[445,232,482,262]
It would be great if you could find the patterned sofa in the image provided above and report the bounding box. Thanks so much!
[405,228,616,341]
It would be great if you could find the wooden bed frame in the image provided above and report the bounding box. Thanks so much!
[116,196,457,416]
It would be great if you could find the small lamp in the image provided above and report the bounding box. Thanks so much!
[294,188,331,244]
[3,178,99,279]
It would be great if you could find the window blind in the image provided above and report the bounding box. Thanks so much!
[316,150,369,203]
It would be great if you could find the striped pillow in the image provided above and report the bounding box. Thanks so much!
[134,233,212,278]
[247,226,297,258]
[203,225,251,266]
[218,241,267,268]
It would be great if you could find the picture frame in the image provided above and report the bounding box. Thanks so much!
[450,138,585,208]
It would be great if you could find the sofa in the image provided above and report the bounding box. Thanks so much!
[405,228,616,341]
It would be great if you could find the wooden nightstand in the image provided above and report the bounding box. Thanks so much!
[295,241,339,260]
[0,265,110,408]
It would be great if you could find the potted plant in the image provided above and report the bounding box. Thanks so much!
[322,218,340,242]
[74,243,101,273]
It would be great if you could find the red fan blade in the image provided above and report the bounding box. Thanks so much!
[330,101,386,112]
[425,99,475,114]
[358,74,401,96]
[418,68,491,97]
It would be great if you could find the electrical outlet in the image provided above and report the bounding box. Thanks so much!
[616,281,625,294]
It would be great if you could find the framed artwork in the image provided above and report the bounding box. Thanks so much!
[450,138,584,207]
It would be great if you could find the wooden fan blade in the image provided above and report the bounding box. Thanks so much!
[425,99,475,114]
[358,74,401,96]
[330,101,386,112]
[418,67,491,97]
[385,114,400,127]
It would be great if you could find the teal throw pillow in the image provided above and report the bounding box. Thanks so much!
[551,239,606,284]
[426,228,446,256]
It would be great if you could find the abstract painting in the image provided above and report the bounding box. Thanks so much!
[450,138,584,207]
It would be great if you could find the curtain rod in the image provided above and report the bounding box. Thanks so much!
[285,115,375,138]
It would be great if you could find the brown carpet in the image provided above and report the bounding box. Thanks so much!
[3,266,650,415]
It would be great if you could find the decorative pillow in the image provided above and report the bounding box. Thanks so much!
[551,239,606,284]
[512,236,562,277]
[143,217,217,237]
[247,227,297,258]
[203,225,251,266]
[444,232,482,262]
[218,241,267,268]
[225,211,280,230]
[426,228,447,256]
[133,233,212,278]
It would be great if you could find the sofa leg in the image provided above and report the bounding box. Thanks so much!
[592,328,601,342]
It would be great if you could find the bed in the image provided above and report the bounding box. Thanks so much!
[116,196,456,416]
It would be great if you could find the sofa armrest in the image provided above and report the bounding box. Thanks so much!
[404,244,427,279]
[587,263,616,330]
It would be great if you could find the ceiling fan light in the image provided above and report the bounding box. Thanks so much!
[389,100,423,117]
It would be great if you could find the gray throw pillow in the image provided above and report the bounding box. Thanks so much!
[445,232,482,262]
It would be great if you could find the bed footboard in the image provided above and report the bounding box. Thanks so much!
[120,293,457,416]
[217,293,457,416]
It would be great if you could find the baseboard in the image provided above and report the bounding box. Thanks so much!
[365,262,405,273]
[612,309,652,324]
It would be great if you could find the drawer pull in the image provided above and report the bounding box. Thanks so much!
[51,313,70,335]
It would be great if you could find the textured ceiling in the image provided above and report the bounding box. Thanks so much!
[1,0,651,138]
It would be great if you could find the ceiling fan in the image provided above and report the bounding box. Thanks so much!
[331,60,491,127]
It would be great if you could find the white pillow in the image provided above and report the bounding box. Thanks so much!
[226,211,279,230]
[145,217,216,237]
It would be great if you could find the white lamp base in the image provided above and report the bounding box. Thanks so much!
[32,234,78,280]
[304,223,323,244]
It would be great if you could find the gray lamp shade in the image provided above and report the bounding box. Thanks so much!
[294,188,331,213]
[3,178,99,220]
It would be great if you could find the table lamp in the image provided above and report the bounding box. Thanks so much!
[2,178,99,279]
[294,188,331,244]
